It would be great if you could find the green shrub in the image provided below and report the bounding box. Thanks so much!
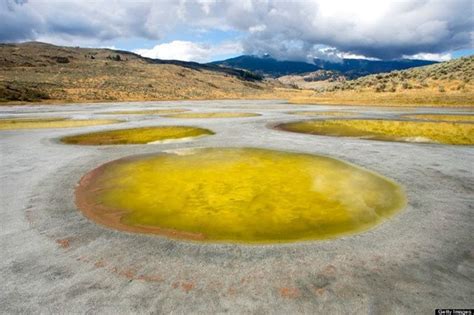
[374,83,386,92]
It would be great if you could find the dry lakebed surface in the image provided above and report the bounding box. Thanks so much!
[0,100,473,313]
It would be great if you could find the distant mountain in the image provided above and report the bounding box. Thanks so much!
[312,58,437,78]
[210,55,319,77]
[210,55,437,78]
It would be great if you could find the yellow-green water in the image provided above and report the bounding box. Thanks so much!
[278,119,474,145]
[287,111,356,117]
[62,126,213,145]
[77,148,406,243]
[0,117,121,130]
[102,109,189,115]
[402,114,474,122]
[163,112,260,119]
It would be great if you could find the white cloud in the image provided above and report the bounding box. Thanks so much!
[404,52,453,62]
[237,0,473,59]
[340,52,379,61]
[134,40,242,62]
[2,0,472,60]
[248,24,266,33]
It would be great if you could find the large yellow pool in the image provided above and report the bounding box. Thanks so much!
[76,148,406,243]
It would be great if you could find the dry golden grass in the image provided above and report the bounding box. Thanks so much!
[277,119,474,145]
[2,43,472,108]
[0,117,121,130]
[0,63,272,104]
[61,126,213,145]
[288,57,474,107]
[288,88,474,107]
[0,42,286,104]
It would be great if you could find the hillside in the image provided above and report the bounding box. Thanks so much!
[0,42,271,104]
[210,55,319,77]
[339,56,473,92]
[0,42,471,107]
[210,55,436,78]
[289,56,474,106]
[312,58,435,78]
[278,70,346,90]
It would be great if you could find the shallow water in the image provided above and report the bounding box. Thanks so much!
[101,109,189,115]
[402,114,474,122]
[278,119,474,145]
[163,112,260,118]
[0,117,121,130]
[286,111,356,117]
[61,126,213,145]
[76,148,406,243]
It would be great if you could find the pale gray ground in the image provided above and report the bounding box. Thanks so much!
[0,100,473,314]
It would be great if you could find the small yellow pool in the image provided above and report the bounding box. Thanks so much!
[287,111,356,117]
[0,117,121,130]
[61,126,214,145]
[76,148,406,243]
[402,114,474,123]
[163,112,260,119]
[277,119,474,145]
[102,109,189,115]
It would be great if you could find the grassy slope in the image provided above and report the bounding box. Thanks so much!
[1,42,472,107]
[0,42,284,104]
[277,70,346,90]
[288,56,474,107]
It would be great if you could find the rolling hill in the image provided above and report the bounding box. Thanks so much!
[210,55,436,78]
[288,56,474,106]
[0,42,270,104]
[0,42,471,107]
[277,70,347,90]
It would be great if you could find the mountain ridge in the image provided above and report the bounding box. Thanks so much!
[0,42,471,106]
[210,55,437,78]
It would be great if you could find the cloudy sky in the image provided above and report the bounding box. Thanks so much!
[1,0,473,63]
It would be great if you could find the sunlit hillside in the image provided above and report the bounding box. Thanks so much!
[1,42,472,107]
[289,56,474,107]
[0,42,281,104]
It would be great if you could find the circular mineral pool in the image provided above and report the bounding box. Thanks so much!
[61,126,213,145]
[101,109,189,115]
[287,111,356,117]
[0,117,121,130]
[277,119,474,145]
[402,114,474,123]
[76,148,406,243]
[163,112,260,119]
